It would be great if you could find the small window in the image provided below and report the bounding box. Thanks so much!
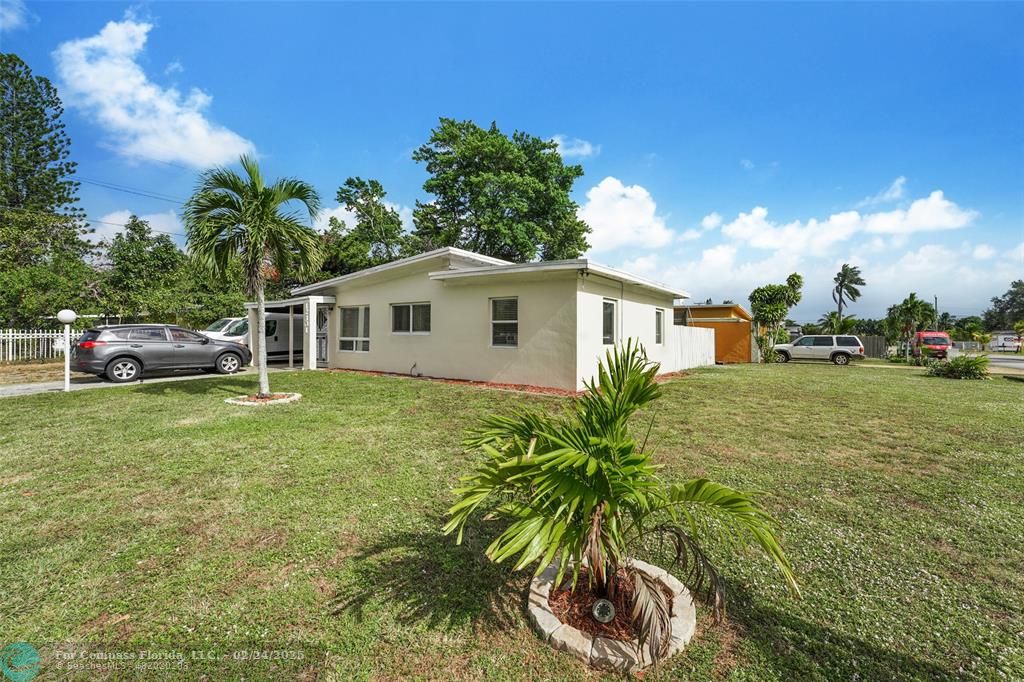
[655,309,664,345]
[128,327,167,341]
[602,299,616,345]
[812,336,834,347]
[491,298,518,347]
[391,303,431,334]
[170,328,205,342]
[266,320,277,337]
[837,336,860,347]
[340,305,370,352]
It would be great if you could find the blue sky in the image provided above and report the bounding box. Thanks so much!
[2,1,1022,320]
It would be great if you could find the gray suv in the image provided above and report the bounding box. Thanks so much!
[774,335,865,365]
[72,324,252,382]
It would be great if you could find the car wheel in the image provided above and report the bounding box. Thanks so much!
[106,357,141,383]
[832,353,850,366]
[776,352,790,363]
[216,352,242,374]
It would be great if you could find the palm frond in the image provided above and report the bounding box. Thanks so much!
[629,566,672,663]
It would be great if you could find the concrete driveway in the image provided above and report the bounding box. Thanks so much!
[0,367,290,399]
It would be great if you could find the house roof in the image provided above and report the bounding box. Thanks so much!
[291,247,511,295]
[291,248,687,299]
[676,303,753,321]
[427,259,688,299]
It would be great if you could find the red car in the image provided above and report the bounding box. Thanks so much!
[912,331,953,359]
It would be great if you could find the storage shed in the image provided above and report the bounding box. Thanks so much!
[675,303,754,364]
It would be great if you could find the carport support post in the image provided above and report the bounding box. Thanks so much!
[246,307,259,367]
[288,305,294,369]
[303,297,316,370]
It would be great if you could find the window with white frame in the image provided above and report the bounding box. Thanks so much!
[602,299,617,345]
[491,298,518,347]
[655,309,664,344]
[339,305,370,352]
[391,303,431,334]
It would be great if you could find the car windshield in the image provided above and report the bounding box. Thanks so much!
[922,336,949,345]
[205,318,233,332]
[223,319,249,337]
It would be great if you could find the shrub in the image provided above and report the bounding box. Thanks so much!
[445,341,799,662]
[927,354,989,380]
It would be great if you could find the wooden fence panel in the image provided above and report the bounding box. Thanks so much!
[861,335,887,358]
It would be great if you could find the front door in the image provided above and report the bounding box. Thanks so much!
[790,336,814,359]
[169,328,212,367]
[316,307,328,364]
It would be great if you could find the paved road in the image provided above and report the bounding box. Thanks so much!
[0,367,290,399]
[988,354,1024,371]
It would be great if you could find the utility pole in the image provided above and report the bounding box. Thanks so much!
[934,295,939,329]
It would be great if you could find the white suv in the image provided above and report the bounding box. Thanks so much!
[774,335,865,365]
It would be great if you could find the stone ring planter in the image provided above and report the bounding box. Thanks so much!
[528,559,696,673]
[224,392,302,406]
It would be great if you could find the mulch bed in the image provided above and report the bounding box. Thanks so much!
[548,569,641,641]
[325,368,690,397]
[233,393,293,404]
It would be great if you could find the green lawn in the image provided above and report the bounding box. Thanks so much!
[1,365,1022,680]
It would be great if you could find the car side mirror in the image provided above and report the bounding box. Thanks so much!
[202,337,211,344]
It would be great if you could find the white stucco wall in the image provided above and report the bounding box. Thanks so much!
[575,275,712,388]
[325,258,580,390]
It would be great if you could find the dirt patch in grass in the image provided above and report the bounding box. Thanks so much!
[79,612,134,641]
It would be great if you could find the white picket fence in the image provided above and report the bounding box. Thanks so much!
[1,328,82,363]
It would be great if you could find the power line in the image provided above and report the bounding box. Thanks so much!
[0,204,188,238]
[76,177,185,204]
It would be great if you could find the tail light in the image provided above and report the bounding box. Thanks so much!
[859,346,864,354]
[78,340,107,350]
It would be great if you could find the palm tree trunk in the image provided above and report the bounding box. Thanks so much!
[256,285,271,398]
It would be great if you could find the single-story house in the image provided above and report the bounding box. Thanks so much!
[246,247,715,391]
[675,302,755,364]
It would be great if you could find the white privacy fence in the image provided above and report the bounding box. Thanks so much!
[670,325,715,369]
[1,329,82,363]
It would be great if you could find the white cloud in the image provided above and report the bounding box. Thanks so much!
[552,135,600,159]
[314,205,358,232]
[621,254,660,277]
[740,159,755,170]
[0,0,29,32]
[578,176,674,253]
[863,190,978,235]
[92,209,183,243]
[164,60,183,76]
[972,244,996,260]
[721,206,862,257]
[700,212,722,231]
[678,229,702,242]
[856,176,906,207]
[53,16,255,167]
[384,201,414,232]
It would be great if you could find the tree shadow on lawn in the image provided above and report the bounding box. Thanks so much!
[328,519,524,633]
[724,584,957,681]
[131,375,256,397]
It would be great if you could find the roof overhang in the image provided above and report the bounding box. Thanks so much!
[428,259,688,299]
[244,295,336,309]
[291,247,511,296]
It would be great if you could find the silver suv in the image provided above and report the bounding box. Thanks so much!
[774,335,865,365]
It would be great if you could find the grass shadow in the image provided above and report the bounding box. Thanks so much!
[131,373,255,397]
[1001,375,1024,384]
[329,518,523,632]
[723,583,956,680]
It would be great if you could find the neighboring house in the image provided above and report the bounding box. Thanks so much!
[675,303,755,364]
[245,247,714,390]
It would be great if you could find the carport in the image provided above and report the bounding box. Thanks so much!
[243,295,335,370]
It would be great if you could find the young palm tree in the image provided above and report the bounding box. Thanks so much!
[894,293,931,359]
[446,341,798,662]
[818,311,858,334]
[832,264,866,317]
[184,155,322,398]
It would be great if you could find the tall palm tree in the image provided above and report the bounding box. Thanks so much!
[185,155,322,398]
[832,264,866,317]
[893,293,931,358]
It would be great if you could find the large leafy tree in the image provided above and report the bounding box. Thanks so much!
[185,155,322,398]
[101,215,185,322]
[831,263,865,318]
[320,177,411,277]
[446,342,798,662]
[749,273,804,362]
[886,293,935,357]
[411,118,590,262]
[983,281,1024,330]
